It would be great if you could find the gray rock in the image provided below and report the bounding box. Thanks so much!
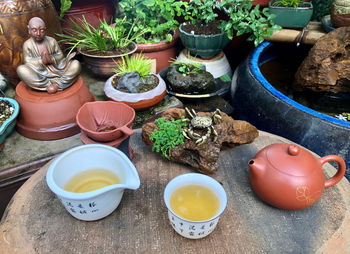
[115,71,143,93]
[166,65,216,94]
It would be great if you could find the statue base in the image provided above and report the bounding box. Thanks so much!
[15,77,95,140]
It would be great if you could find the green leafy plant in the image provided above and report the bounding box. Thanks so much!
[59,0,72,20]
[183,0,281,47]
[114,54,152,78]
[150,116,188,159]
[272,0,303,8]
[58,16,145,54]
[118,0,188,43]
[171,60,203,75]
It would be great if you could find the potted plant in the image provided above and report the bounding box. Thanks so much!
[268,0,314,28]
[104,54,167,110]
[331,0,350,27]
[0,94,19,151]
[117,0,188,73]
[59,16,143,77]
[179,0,280,58]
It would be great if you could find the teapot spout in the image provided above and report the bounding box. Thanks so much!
[248,158,266,179]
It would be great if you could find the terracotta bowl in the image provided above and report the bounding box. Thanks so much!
[104,73,166,110]
[76,101,135,142]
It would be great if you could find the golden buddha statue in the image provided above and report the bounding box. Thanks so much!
[17,17,80,94]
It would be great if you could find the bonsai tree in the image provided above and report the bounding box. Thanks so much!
[117,0,188,43]
[182,0,280,47]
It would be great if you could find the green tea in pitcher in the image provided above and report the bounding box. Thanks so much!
[64,168,121,193]
[170,184,220,221]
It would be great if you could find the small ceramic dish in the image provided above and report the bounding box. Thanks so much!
[76,101,135,142]
[164,173,227,239]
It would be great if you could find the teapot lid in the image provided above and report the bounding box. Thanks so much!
[266,144,317,176]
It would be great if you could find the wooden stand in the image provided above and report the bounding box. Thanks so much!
[15,77,95,140]
[1,130,349,253]
[265,22,327,45]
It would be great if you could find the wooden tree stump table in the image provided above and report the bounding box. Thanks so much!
[1,130,349,254]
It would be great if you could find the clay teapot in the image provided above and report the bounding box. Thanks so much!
[248,143,346,210]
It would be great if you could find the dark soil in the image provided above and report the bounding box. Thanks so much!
[112,74,158,93]
[0,100,14,126]
[181,20,222,35]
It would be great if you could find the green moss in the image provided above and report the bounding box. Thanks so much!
[150,116,188,159]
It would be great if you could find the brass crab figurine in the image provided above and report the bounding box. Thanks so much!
[182,107,222,146]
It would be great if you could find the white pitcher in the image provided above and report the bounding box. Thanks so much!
[46,144,140,221]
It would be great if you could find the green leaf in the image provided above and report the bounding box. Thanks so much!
[59,0,72,19]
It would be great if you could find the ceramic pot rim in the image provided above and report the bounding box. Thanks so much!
[179,23,227,38]
[78,41,137,58]
[268,0,313,9]
[104,73,166,102]
[0,98,19,135]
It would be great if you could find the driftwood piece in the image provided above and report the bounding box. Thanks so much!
[142,108,258,174]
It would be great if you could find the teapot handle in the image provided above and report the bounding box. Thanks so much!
[319,155,346,188]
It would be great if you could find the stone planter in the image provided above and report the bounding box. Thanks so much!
[179,23,230,58]
[0,98,19,149]
[79,42,137,78]
[231,41,350,180]
[268,0,313,28]
[104,73,166,110]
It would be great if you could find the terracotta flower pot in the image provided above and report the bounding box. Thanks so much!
[61,0,115,30]
[136,30,179,74]
[76,101,135,142]
[104,73,167,110]
[15,77,95,140]
[79,42,137,78]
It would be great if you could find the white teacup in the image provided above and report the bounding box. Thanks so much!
[164,173,227,239]
[46,144,140,221]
